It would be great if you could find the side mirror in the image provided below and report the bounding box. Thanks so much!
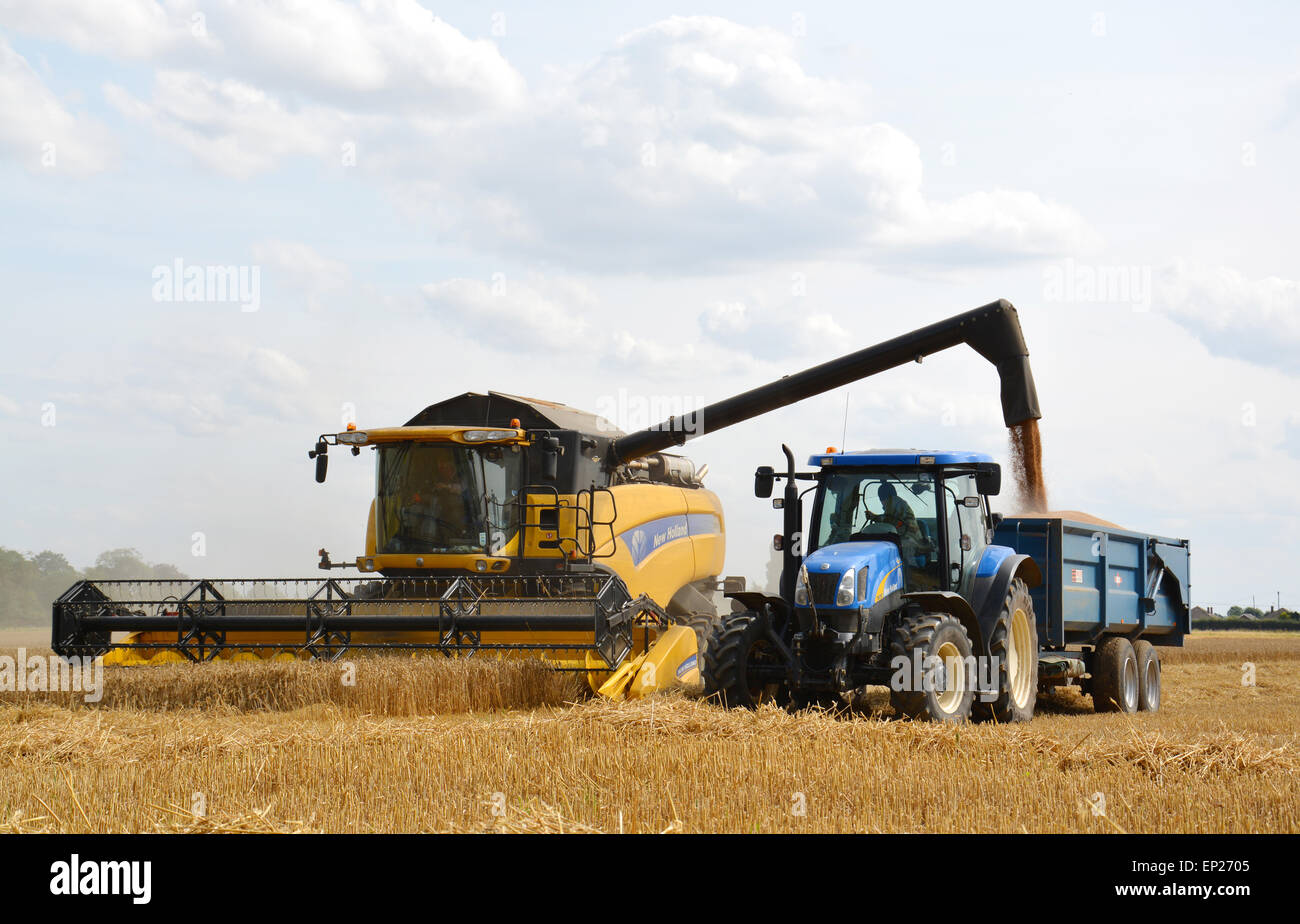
[310,440,328,483]
[540,436,560,481]
[975,464,1001,497]
[754,466,774,498]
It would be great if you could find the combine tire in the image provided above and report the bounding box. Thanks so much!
[685,612,721,659]
[889,612,974,723]
[973,578,1039,723]
[1133,639,1161,711]
[701,610,789,708]
[1091,636,1139,713]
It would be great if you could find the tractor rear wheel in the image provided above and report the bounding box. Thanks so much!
[973,578,1039,723]
[701,610,789,709]
[1092,636,1139,713]
[889,611,975,723]
[1133,639,1161,711]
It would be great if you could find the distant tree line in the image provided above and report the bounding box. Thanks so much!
[0,547,186,628]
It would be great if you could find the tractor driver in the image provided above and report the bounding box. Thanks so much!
[867,483,927,566]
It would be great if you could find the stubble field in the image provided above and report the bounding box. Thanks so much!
[1,630,1296,833]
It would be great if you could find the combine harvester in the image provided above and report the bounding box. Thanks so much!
[52,300,1189,715]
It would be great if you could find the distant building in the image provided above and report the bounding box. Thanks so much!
[1190,606,1216,620]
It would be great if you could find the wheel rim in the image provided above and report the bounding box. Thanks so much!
[934,640,966,715]
[1121,653,1139,710]
[1143,657,1160,709]
[1008,607,1033,709]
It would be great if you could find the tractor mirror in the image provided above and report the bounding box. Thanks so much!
[540,436,560,480]
[976,465,1001,496]
[312,440,329,483]
[754,466,774,498]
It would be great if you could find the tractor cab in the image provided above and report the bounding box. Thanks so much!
[805,450,1002,599]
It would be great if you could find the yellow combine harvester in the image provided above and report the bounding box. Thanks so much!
[52,301,1041,701]
[55,391,737,697]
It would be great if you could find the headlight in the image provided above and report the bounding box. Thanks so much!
[835,568,856,606]
[337,431,368,445]
[462,429,518,442]
[794,580,809,605]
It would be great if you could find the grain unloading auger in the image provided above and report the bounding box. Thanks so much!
[53,300,1040,700]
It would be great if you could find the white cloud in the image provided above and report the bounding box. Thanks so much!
[422,276,595,352]
[1,0,522,112]
[0,0,207,59]
[0,34,113,174]
[59,11,1094,269]
[252,240,349,292]
[1156,262,1300,373]
[105,71,346,178]
[54,340,313,436]
[384,16,1094,272]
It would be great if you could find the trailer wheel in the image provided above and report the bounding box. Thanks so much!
[1133,639,1161,711]
[701,610,789,709]
[973,578,1038,723]
[889,612,974,723]
[1092,636,1139,713]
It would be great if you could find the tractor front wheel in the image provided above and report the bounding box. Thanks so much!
[701,610,789,709]
[889,611,975,723]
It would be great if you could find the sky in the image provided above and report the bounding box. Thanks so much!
[1,1,1297,612]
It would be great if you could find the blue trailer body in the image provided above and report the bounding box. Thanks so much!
[994,517,1190,650]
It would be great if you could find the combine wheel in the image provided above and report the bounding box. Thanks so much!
[888,611,974,723]
[973,578,1038,723]
[1091,636,1139,713]
[701,610,789,708]
[1133,639,1161,711]
[684,612,721,658]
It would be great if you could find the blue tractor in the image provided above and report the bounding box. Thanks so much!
[705,446,1043,723]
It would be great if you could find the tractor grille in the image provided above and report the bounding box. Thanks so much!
[806,572,841,606]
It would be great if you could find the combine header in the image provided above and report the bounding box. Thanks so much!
[53,300,1044,701]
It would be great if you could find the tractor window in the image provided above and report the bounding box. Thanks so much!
[814,470,941,589]
[942,472,989,594]
[375,443,523,554]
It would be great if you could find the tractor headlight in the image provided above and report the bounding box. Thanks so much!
[794,573,809,606]
[835,568,856,607]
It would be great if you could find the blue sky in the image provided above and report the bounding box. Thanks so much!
[1,1,1297,611]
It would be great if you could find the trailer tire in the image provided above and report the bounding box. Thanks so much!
[701,610,789,709]
[973,578,1038,723]
[1092,636,1139,713]
[1133,639,1161,712]
[888,611,974,723]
